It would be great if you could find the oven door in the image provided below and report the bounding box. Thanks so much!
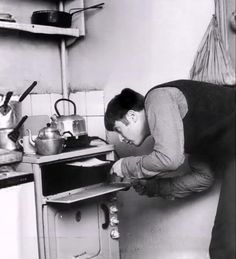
[45,182,129,204]
[43,195,121,259]
[44,201,101,259]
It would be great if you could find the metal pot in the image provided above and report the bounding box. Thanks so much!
[34,138,64,156]
[0,91,16,129]
[11,81,38,124]
[28,125,65,156]
[31,3,104,28]
[51,98,87,137]
[0,128,17,150]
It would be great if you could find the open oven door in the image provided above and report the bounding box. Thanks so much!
[45,182,129,204]
[43,184,128,259]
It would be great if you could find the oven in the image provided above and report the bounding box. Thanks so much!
[17,145,128,259]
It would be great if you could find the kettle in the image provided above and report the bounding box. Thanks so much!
[51,98,87,137]
[28,124,65,156]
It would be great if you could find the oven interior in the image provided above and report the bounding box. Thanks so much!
[41,154,113,196]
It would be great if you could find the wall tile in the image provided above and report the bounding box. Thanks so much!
[87,116,106,139]
[86,90,104,116]
[49,94,63,116]
[69,92,87,116]
[31,94,51,116]
[9,96,32,121]
[20,95,32,116]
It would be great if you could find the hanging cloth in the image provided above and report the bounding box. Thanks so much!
[190,1,236,85]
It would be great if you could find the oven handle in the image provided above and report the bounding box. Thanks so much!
[101,203,110,229]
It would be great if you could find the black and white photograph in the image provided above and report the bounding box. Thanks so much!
[0,0,235,259]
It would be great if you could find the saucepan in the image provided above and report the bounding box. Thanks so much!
[31,3,104,28]
[0,91,16,129]
[0,116,28,150]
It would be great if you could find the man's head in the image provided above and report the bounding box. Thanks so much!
[104,88,150,146]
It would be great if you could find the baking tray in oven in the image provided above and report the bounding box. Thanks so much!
[45,182,130,204]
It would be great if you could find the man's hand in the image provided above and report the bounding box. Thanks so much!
[110,159,124,178]
[133,178,159,197]
[133,178,175,200]
[133,180,148,195]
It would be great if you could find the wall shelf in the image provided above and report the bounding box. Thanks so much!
[0,21,80,37]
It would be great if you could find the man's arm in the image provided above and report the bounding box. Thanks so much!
[133,155,215,199]
[121,89,186,179]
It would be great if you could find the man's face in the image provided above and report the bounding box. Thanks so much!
[113,110,148,146]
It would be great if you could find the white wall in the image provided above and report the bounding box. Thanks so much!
[118,185,220,259]
[0,0,61,95]
[69,0,214,94]
[69,1,218,259]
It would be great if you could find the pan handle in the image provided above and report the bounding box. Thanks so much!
[19,81,37,102]
[54,98,77,116]
[69,3,104,15]
[14,115,28,130]
[3,91,13,113]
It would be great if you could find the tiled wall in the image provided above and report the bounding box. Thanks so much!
[7,90,106,139]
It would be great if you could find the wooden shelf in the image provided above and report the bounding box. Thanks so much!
[0,21,80,37]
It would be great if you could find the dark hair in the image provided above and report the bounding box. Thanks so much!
[104,88,144,131]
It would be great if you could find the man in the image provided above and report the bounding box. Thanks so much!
[104,79,235,259]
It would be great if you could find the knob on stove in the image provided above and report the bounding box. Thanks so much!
[110,229,120,239]
[109,205,118,214]
[110,216,119,226]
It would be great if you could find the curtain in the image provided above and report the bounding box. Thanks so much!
[190,0,236,85]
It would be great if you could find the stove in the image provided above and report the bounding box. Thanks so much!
[17,144,128,259]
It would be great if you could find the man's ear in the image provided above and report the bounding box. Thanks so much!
[126,110,138,123]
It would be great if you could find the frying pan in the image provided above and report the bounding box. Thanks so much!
[31,3,104,28]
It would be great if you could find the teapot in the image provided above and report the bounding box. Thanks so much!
[28,124,65,156]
